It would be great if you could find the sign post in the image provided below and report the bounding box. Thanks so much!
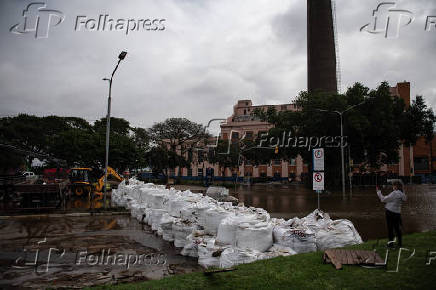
[313,148,325,209]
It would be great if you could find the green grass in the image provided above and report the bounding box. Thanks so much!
[96,231,436,290]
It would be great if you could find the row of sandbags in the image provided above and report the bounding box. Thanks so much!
[112,179,363,268]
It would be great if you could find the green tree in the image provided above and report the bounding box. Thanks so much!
[148,118,209,180]
[253,81,416,187]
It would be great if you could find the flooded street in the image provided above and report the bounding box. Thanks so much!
[0,214,200,288]
[1,183,435,288]
[231,184,436,240]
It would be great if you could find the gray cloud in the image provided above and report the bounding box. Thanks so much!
[0,0,435,129]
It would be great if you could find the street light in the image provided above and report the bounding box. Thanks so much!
[315,100,366,198]
[102,51,127,209]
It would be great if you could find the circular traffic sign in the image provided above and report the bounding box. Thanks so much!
[314,173,323,182]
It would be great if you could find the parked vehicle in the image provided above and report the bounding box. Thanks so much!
[22,171,36,178]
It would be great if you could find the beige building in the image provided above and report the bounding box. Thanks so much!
[219,100,308,180]
[172,82,435,183]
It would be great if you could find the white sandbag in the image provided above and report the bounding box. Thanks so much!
[197,239,226,268]
[315,219,363,250]
[148,191,169,209]
[131,204,147,222]
[219,247,259,268]
[149,209,166,230]
[172,220,196,248]
[180,205,200,223]
[160,214,177,242]
[204,207,233,235]
[169,197,190,218]
[206,186,229,199]
[143,208,152,225]
[273,227,316,253]
[180,230,212,258]
[216,213,258,246]
[302,209,332,231]
[258,244,297,260]
[195,200,216,226]
[235,222,273,252]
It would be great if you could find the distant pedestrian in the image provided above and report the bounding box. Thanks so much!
[376,181,407,247]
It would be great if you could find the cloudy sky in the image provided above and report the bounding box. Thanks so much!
[0,0,435,130]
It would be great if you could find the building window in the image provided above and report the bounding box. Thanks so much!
[222,133,228,140]
[245,131,253,139]
[273,159,281,165]
[290,158,296,166]
[414,157,429,171]
[231,132,239,139]
[197,168,203,177]
[198,151,204,163]
[187,168,192,177]
[245,102,249,106]
[281,105,287,111]
[169,168,175,176]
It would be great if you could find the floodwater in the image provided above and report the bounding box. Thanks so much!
[1,183,435,288]
[230,184,436,241]
[0,215,200,288]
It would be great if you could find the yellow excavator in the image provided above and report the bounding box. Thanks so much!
[69,166,123,197]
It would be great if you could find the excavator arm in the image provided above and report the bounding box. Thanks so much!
[107,166,124,182]
[94,166,123,193]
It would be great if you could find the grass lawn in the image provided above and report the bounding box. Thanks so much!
[96,231,436,289]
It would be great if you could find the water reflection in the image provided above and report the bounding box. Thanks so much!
[230,184,436,241]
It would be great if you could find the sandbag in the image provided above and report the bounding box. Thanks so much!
[235,222,273,252]
[172,220,196,248]
[273,226,317,253]
[197,239,226,268]
[219,247,259,268]
[204,207,233,235]
[206,186,229,199]
[149,209,166,230]
[160,215,177,242]
[216,213,258,246]
[315,219,363,250]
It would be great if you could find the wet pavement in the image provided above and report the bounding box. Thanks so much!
[1,183,435,288]
[0,215,200,289]
[230,183,436,241]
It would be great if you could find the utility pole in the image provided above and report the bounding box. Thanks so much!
[102,51,127,209]
[315,100,366,198]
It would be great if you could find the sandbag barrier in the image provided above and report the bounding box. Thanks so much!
[112,179,363,268]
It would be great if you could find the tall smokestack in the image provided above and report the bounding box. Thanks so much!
[307,0,338,93]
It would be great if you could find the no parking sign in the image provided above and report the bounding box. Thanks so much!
[313,172,324,191]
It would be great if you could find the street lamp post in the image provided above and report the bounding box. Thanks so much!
[102,51,127,209]
[316,100,366,198]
